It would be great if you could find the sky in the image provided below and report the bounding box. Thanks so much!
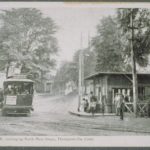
[40,6,115,63]
[0,3,116,64]
[0,2,149,65]
[0,2,116,73]
[0,2,150,75]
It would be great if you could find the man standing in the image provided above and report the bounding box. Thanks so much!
[114,93,124,120]
[114,93,120,115]
[90,92,97,116]
[119,94,125,120]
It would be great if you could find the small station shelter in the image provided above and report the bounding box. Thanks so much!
[84,72,150,115]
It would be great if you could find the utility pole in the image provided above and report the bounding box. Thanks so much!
[78,33,83,112]
[88,32,91,51]
[130,9,138,117]
[78,33,90,111]
[81,50,84,93]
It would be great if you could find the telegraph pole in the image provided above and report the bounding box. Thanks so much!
[130,9,138,117]
[78,33,83,112]
[78,33,90,111]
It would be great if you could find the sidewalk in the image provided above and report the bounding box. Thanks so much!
[69,109,116,117]
[67,96,150,134]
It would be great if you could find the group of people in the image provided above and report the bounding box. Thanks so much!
[80,91,98,116]
[80,91,125,119]
[4,84,32,95]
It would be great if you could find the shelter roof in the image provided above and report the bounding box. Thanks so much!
[85,72,150,80]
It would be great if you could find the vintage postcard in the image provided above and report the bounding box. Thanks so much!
[0,1,149,147]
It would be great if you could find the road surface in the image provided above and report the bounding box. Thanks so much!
[0,93,150,136]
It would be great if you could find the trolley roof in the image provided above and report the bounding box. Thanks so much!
[4,78,34,83]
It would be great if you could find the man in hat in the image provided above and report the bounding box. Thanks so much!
[114,93,124,119]
[119,93,125,120]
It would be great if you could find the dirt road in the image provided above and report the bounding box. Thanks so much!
[0,93,150,135]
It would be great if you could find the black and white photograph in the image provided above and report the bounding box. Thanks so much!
[0,2,150,146]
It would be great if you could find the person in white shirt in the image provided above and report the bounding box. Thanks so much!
[114,93,120,115]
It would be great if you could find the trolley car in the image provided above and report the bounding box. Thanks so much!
[2,75,34,116]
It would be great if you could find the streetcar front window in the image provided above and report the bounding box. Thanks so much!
[4,82,33,95]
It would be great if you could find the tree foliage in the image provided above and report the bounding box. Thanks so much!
[53,47,96,91]
[73,48,96,78]
[54,61,77,84]
[117,8,150,67]
[0,8,58,79]
[92,16,126,72]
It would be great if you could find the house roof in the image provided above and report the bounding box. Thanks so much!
[85,72,150,80]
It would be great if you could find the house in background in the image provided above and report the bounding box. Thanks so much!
[65,81,76,95]
[35,72,53,93]
[85,72,150,113]
[52,80,77,96]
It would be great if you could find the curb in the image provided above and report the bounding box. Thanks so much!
[68,110,116,117]
[36,93,52,96]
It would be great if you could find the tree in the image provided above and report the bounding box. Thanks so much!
[53,47,96,94]
[73,48,96,78]
[117,8,150,116]
[117,8,150,67]
[54,61,77,84]
[52,61,77,94]
[92,16,127,72]
[0,8,58,79]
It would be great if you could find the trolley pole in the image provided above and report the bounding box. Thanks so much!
[78,50,82,111]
